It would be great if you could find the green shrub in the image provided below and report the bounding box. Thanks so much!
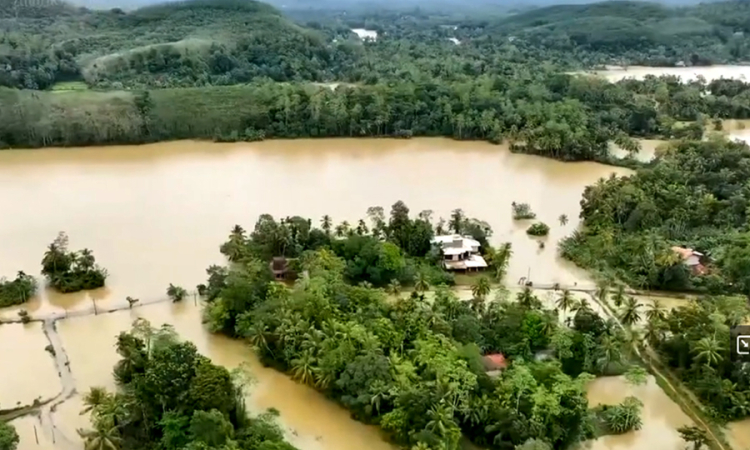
[526,222,550,236]
[0,272,37,307]
[40,232,107,293]
[512,202,536,220]
[167,283,188,302]
[602,397,643,434]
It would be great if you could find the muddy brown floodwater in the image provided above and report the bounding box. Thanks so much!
[47,301,396,450]
[584,376,693,450]
[0,137,632,315]
[0,323,59,408]
[580,65,750,83]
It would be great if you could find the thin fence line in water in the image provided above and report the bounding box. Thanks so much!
[58,290,202,319]
[1,291,201,324]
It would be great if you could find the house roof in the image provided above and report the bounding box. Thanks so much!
[432,234,480,248]
[482,353,507,371]
[443,255,488,271]
[271,257,288,271]
[671,246,703,260]
[442,246,470,256]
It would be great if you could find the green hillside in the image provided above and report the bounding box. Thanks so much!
[4,0,750,89]
[484,0,747,62]
[0,0,358,89]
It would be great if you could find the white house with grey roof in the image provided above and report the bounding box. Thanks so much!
[432,234,488,271]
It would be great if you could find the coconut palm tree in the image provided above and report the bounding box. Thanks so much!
[291,349,317,386]
[623,328,642,354]
[221,225,247,261]
[78,248,96,271]
[595,280,610,305]
[605,397,643,433]
[80,387,111,416]
[572,297,592,314]
[555,289,575,318]
[611,283,626,308]
[334,221,349,238]
[426,404,454,441]
[645,299,666,323]
[414,272,430,296]
[313,363,336,390]
[596,335,622,372]
[516,287,540,309]
[77,418,121,450]
[245,321,273,355]
[356,219,369,235]
[387,279,401,298]
[490,243,513,282]
[558,214,568,226]
[496,242,513,265]
[471,276,491,301]
[619,297,643,327]
[644,320,663,345]
[368,379,391,416]
[321,215,332,236]
[471,276,491,312]
[692,336,724,368]
[42,240,71,276]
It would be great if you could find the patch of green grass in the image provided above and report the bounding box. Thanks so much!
[50,81,88,91]
[454,273,485,286]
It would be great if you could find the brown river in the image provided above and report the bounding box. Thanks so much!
[0,137,748,450]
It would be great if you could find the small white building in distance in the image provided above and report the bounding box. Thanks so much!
[432,234,488,271]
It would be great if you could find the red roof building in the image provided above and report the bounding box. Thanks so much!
[482,353,508,372]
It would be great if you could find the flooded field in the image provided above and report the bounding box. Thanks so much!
[0,138,632,314]
[583,65,750,83]
[50,301,396,450]
[0,134,748,450]
[585,376,693,450]
[0,323,59,408]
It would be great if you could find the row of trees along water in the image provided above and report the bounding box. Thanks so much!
[4,0,750,162]
[4,0,750,90]
[2,73,750,158]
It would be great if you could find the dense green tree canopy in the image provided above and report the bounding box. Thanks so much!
[199,207,647,450]
[40,232,107,293]
[5,0,750,90]
[650,296,750,420]
[0,271,36,308]
[81,318,297,450]
[3,0,750,156]
[561,137,750,295]
[0,421,19,450]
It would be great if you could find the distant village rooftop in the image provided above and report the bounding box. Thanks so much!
[431,234,488,271]
[671,246,707,275]
[482,353,507,377]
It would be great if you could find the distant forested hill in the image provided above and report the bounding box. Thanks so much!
[0,0,359,89]
[2,0,750,90]
[475,0,750,64]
